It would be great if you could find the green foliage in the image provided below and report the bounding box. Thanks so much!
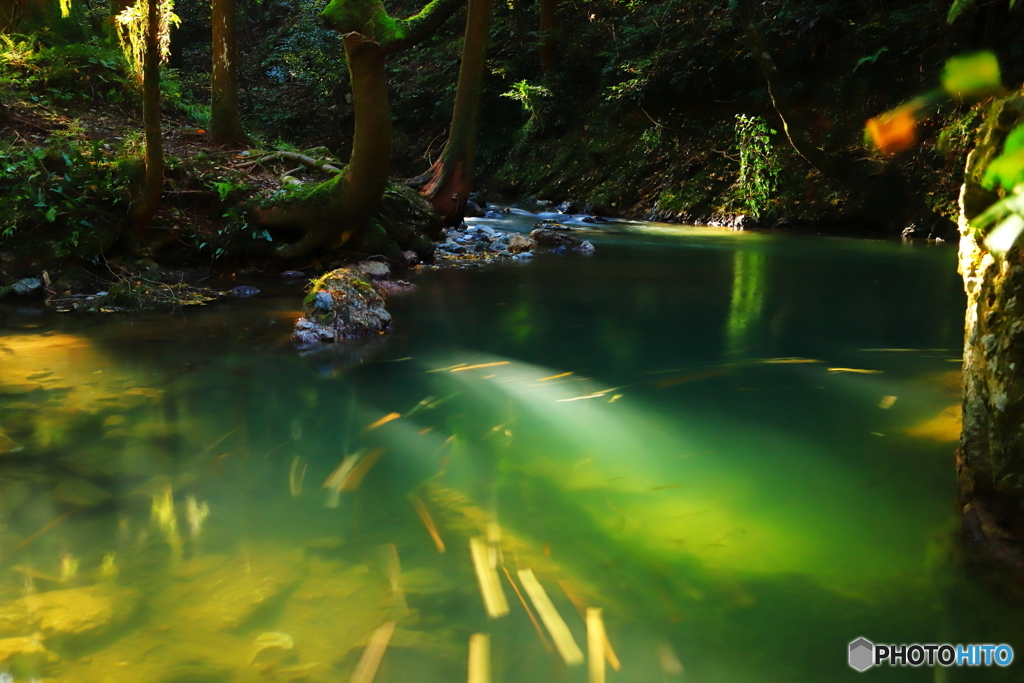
[983,126,1024,193]
[0,35,129,105]
[501,80,552,126]
[0,138,127,256]
[732,115,779,219]
[115,0,180,80]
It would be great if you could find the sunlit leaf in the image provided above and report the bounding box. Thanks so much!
[941,51,1001,99]
[984,213,1024,255]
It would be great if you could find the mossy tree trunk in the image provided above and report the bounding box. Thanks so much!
[129,0,164,248]
[210,0,247,145]
[420,0,490,226]
[249,0,464,260]
[956,93,1024,575]
[250,32,391,259]
[735,0,838,179]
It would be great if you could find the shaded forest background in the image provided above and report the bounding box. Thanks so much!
[2,0,1024,277]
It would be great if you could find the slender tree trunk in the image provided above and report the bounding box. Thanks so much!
[538,0,558,74]
[421,0,490,225]
[130,0,163,244]
[735,0,837,179]
[211,0,247,144]
[956,93,1024,575]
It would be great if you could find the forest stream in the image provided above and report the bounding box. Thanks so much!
[0,211,1017,683]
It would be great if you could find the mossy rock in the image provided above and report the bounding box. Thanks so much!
[291,268,392,349]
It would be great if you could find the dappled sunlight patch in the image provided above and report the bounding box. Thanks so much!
[903,403,962,442]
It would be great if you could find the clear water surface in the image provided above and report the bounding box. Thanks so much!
[0,213,1016,683]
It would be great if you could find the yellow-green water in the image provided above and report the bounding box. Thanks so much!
[0,221,1017,682]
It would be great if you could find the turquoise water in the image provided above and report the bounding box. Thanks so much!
[0,218,1017,682]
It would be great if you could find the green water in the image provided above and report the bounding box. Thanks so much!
[0,220,1018,682]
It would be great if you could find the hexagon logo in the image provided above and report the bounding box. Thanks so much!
[849,637,874,672]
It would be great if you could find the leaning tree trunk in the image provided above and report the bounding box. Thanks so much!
[129,0,164,246]
[735,0,837,179]
[956,92,1024,575]
[421,0,490,226]
[210,0,247,145]
[249,0,464,260]
[250,32,391,259]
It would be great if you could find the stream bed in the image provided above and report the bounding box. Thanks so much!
[0,212,1017,682]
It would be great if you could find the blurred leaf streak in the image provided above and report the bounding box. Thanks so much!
[426,363,467,373]
[363,412,400,431]
[587,608,607,683]
[202,428,237,453]
[471,537,510,618]
[410,494,446,553]
[502,565,553,651]
[468,633,492,683]
[451,362,510,372]
[349,621,396,683]
[827,368,883,374]
[519,569,584,666]
[538,371,573,381]
[289,456,306,497]
[557,391,617,402]
[339,448,386,491]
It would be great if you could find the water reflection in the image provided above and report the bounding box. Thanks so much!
[0,223,1019,682]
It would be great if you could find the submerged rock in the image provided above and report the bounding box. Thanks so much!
[0,583,141,639]
[163,554,301,631]
[11,278,43,297]
[0,635,58,675]
[227,285,261,298]
[529,228,584,249]
[353,261,391,280]
[291,269,392,350]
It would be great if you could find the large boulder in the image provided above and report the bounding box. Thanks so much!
[291,269,392,349]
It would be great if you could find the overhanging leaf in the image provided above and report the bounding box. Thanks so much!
[942,51,1001,99]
